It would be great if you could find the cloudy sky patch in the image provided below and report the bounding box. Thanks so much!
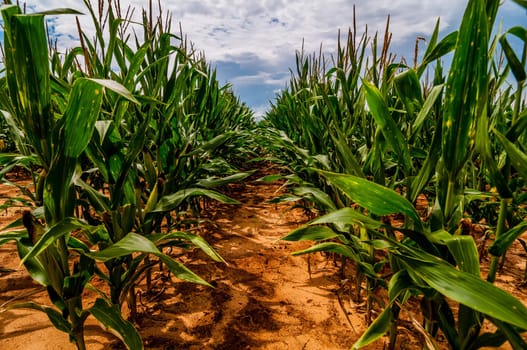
[7,1,525,116]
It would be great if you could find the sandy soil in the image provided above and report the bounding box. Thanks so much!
[0,169,526,349]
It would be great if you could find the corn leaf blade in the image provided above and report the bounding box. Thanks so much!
[90,298,143,350]
[398,250,527,330]
[318,170,422,230]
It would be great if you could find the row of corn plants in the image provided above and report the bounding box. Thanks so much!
[0,0,255,348]
[263,0,527,348]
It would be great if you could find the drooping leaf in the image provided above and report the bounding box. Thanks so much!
[154,231,225,263]
[494,130,527,181]
[309,207,384,231]
[88,233,211,287]
[397,249,527,330]
[196,171,255,188]
[33,8,83,15]
[88,78,140,105]
[20,218,92,265]
[352,306,393,349]
[0,301,71,334]
[489,221,527,257]
[499,29,526,83]
[292,186,337,211]
[419,31,458,75]
[292,242,361,262]
[152,188,240,213]
[318,170,423,230]
[90,298,143,350]
[282,225,339,241]
[16,238,50,286]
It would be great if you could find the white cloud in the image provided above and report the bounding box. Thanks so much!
[28,1,466,64]
[10,0,523,113]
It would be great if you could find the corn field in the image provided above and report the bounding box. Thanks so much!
[0,0,526,349]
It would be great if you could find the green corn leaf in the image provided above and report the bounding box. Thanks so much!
[90,298,143,350]
[258,174,285,182]
[292,186,338,211]
[88,233,211,287]
[86,232,175,261]
[388,270,414,302]
[292,242,361,263]
[282,225,339,241]
[309,207,383,231]
[0,230,27,245]
[435,298,461,349]
[20,217,91,265]
[476,112,512,198]
[73,173,111,213]
[352,306,392,349]
[16,238,50,286]
[2,9,53,163]
[156,253,212,287]
[318,170,423,231]
[421,18,441,65]
[488,221,527,257]
[196,171,255,188]
[409,118,442,203]
[470,331,508,349]
[485,317,527,349]
[506,109,527,142]
[410,84,443,142]
[494,130,527,180]
[94,120,113,146]
[363,80,413,175]
[445,235,480,276]
[499,32,526,83]
[512,0,527,8]
[155,231,225,263]
[394,69,422,119]
[329,127,364,177]
[152,188,240,213]
[418,31,458,76]
[60,79,104,158]
[188,132,234,156]
[445,235,482,344]
[34,8,83,16]
[0,302,71,334]
[88,79,140,104]
[398,249,527,330]
[442,0,488,178]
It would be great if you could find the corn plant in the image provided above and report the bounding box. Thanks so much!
[272,0,527,348]
[0,1,256,348]
[0,3,144,349]
[69,2,254,319]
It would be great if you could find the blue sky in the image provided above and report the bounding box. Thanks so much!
[11,1,527,117]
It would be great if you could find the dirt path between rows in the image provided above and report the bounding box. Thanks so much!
[2,169,526,349]
[0,170,388,350]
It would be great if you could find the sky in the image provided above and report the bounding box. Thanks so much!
[9,1,527,117]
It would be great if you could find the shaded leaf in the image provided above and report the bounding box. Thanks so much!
[352,306,392,349]
[318,170,423,230]
[152,188,240,213]
[282,225,339,241]
[489,221,527,257]
[90,298,143,350]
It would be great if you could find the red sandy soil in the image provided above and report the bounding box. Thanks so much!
[0,169,526,349]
